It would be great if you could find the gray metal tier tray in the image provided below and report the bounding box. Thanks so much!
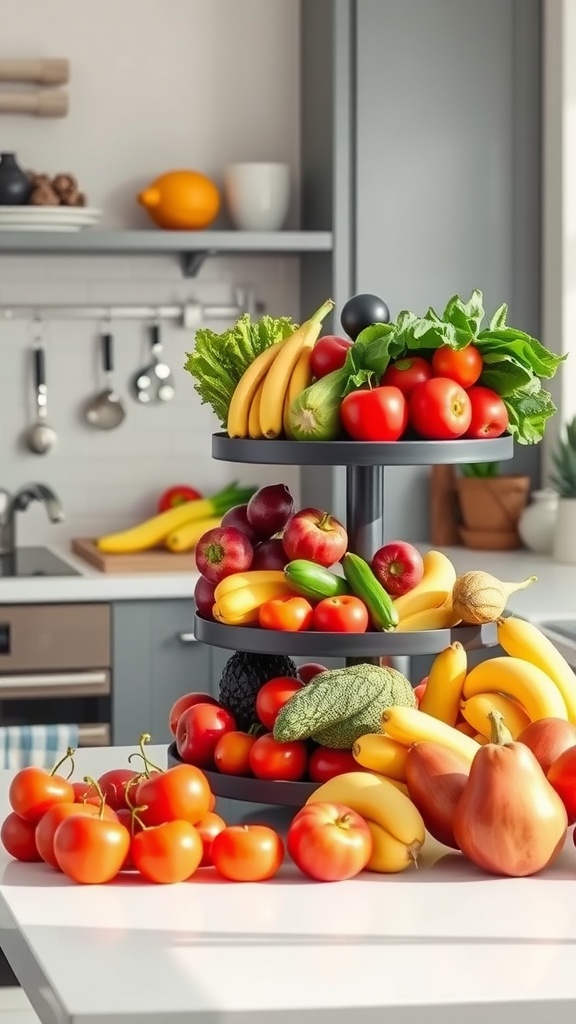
[167,743,318,806]
[212,432,513,466]
[194,613,497,657]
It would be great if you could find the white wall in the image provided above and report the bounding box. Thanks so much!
[0,0,301,546]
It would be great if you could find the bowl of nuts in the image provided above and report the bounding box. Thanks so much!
[0,167,100,231]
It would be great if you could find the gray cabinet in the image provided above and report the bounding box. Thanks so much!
[112,600,212,746]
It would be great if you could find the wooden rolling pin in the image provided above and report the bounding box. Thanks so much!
[0,58,69,85]
[0,91,68,117]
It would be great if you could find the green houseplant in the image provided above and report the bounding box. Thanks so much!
[551,416,576,564]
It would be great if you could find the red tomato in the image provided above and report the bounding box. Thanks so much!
[381,356,433,397]
[298,663,328,684]
[287,802,373,881]
[547,747,576,824]
[308,747,359,783]
[96,769,141,812]
[131,819,203,884]
[195,811,227,866]
[310,336,354,379]
[1,812,41,862]
[71,781,101,807]
[258,595,314,632]
[169,691,220,736]
[35,801,118,869]
[312,595,369,633]
[340,386,408,442]
[115,807,144,870]
[213,731,257,775]
[135,764,212,827]
[176,703,236,768]
[9,766,75,824]
[157,485,202,513]
[211,824,284,881]
[463,386,509,439]
[249,734,308,782]
[53,815,130,884]
[409,377,472,440]
[255,677,304,730]
[431,344,483,388]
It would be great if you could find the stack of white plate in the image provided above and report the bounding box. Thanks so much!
[0,206,101,232]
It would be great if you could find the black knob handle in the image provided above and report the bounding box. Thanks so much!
[33,346,46,388]
[102,332,114,373]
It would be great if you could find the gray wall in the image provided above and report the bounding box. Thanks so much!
[300,0,542,538]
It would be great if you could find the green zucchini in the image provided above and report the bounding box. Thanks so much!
[342,552,399,631]
[284,560,351,601]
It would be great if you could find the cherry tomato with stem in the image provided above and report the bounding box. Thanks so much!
[213,731,258,776]
[1,812,41,862]
[249,733,308,782]
[381,356,433,397]
[71,781,101,807]
[258,595,314,632]
[312,595,369,633]
[431,344,483,388]
[340,386,408,442]
[53,777,130,884]
[133,735,212,827]
[9,748,75,823]
[131,818,203,883]
[409,377,472,440]
[463,385,509,439]
[35,800,118,869]
[195,811,227,866]
[255,677,304,730]
[211,824,284,881]
[96,769,142,812]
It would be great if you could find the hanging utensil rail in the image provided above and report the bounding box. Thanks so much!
[0,289,257,327]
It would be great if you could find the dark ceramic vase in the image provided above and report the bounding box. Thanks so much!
[0,153,32,206]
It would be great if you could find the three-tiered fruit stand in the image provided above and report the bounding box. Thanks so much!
[168,430,513,804]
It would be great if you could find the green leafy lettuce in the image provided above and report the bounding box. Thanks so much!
[184,313,297,427]
[345,290,565,444]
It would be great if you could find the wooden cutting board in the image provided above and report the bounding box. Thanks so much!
[71,538,197,575]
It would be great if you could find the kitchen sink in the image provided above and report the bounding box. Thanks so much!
[0,546,80,578]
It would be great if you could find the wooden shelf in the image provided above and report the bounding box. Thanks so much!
[0,229,333,276]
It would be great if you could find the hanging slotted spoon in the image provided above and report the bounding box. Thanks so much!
[25,344,57,455]
[131,322,175,404]
[84,330,126,430]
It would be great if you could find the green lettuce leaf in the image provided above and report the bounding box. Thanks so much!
[503,381,558,445]
[477,327,565,379]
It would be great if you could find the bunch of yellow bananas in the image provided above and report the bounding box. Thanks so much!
[227,298,334,440]
[392,550,459,631]
[212,570,292,625]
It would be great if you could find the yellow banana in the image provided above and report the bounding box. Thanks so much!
[463,656,568,722]
[214,570,287,601]
[259,299,334,439]
[283,344,315,437]
[213,580,293,625]
[419,642,467,726]
[97,501,217,554]
[352,734,408,780]
[227,340,285,439]
[382,706,480,764]
[394,606,462,632]
[164,516,222,553]
[306,771,425,858]
[497,616,576,723]
[248,378,265,439]
[460,691,530,740]
[393,550,457,620]
[364,820,418,873]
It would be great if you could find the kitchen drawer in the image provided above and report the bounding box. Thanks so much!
[0,604,110,672]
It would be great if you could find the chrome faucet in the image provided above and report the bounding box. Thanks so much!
[0,484,64,556]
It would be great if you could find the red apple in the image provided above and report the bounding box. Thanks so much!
[298,662,328,684]
[220,503,258,543]
[370,541,424,597]
[246,484,295,538]
[195,526,254,584]
[169,691,221,736]
[251,539,288,571]
[282,508,348,568]
[194,576,217,619]
[176,702,236,767]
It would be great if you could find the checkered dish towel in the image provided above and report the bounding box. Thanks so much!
[0,724,80,769]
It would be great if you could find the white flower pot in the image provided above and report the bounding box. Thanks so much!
[518,489,559,554]
[553,497,576,564]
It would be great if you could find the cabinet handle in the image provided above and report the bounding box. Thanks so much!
[178,632,197,643]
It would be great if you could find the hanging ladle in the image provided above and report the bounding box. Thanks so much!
[132,321,175,404]
[84,329,126,430]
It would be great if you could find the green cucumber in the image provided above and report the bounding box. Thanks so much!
[284,560,351,601]
[342,552,399,631]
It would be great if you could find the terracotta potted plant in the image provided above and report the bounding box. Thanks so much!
[551,416,576,564]
[455,462,530,550]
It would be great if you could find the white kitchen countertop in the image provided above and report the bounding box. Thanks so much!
[1,744,576,1024]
